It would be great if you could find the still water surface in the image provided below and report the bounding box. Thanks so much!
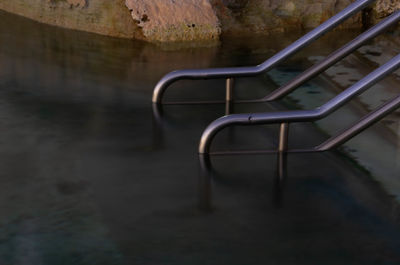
[1,10,400,265]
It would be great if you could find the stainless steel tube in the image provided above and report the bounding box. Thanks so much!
[152,0,374,103]
[278,123,290,152]
[316,95,400,151]
[263,10,400,101]
[199,53,400,154]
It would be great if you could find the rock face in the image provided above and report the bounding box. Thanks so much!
[212,0,362,35]
[0,0,143,39]
[0,0,399,42]
[125,0,221,42]
[375,0,400,17]
[64,0,87,7]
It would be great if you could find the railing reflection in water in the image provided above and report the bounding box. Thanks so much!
[198,152,288,212]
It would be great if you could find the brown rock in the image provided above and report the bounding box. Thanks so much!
[375,0,400,17]
[125,0,221,42]
[3,0,397,42]
[210,0,363,37]
[66,0,87,8]
[0,0,143,39]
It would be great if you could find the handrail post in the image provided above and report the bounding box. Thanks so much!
[225,78,234,115]
[226,78,234,102]
[278,123,290,153]
[277,123,289,204]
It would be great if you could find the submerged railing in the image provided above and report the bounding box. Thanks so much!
[151,0,400,158]
[152,0,375,104]
[199,54,400,154]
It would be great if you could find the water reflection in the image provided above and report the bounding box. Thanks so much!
[3,9,400,265]
[199,152,288,211]
[151,103,165,149]
[198,154,213,212]
[273,152,287,208]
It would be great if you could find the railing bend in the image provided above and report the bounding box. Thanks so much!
[152,0,374,104]
[199,53,400,154]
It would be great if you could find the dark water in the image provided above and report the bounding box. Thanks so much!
[1,10,400,265]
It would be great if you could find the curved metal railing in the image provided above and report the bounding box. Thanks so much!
[262,10,400,102]
[153,0,374,104]
[199,54,400,154]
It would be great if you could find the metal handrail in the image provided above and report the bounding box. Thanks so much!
[152,0,374,104]
[261,10,400,102]
[199,53,400,154]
